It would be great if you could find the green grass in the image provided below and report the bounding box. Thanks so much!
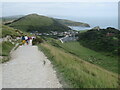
[0,41,15,63]
[1,41,15,56]
[1,25,32,63]
[56,19,90,27]
[52,41,118,74]
[9,14,53,27]
[79,29,89,33]
[0,25,2,38]
[2,25,21,38]
[38,42,119,88]
[7,14,70,32]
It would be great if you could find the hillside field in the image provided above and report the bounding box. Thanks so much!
[5,14,70,33]
[48,41,118,74]
[38,41,118,88]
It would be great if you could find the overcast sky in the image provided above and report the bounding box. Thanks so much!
[1,0,120,2]
[2,2,118,18]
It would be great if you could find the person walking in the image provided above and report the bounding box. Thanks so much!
[29,37,33,45]
[25,35,28,45]
[21,35,25,45]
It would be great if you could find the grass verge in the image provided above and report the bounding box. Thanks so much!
[0,41,15,63]
[38,42,119,88]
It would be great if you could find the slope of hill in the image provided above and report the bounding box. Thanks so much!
[38,40,118,88]
[2,15,24,24]
[55,19,90,27]
[78,27,120,56]
[5,14,71,33]
[2,25,21,38]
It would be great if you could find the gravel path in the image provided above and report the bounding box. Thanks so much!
[2,45,62,88]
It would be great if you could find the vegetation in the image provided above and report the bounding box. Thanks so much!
[1,25,31,63]
[0,25,2,38]
[1,41,14,56]
[47,40,118,74]
[78,27,120,56]
[56,19,90,27]
[32,36,43,45]
[79,29,89,33]
[2,15,23,23]
[5,14,71,33]
[0,41,15,63]
[1,14,119,88]
[2,25,21,38]
[38,42,118,88]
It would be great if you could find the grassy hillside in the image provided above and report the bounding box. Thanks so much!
[2,25,22,38]
[78,27,120,56]
[1,41,15,56]
[0,25,1,39]
[48,40,118,74]
[38,42,118,88]
[5,14,70,33]
[0,41,15,63]
[56,19,90,27]
[2,15,24,24]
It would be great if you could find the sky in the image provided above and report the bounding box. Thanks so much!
[2,2,118,17]
[1,0,120,2]
[0,0,119,28]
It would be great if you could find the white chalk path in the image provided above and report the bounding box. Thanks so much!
[2,45,62,88]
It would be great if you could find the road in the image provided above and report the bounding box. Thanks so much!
[2,45,62,88]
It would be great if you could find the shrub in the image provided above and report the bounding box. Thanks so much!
[32,37,43,45]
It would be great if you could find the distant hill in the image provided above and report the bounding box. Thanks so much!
[5,14,71,33]
[55,19,90,27]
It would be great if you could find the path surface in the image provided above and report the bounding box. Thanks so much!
[2,45,62,88]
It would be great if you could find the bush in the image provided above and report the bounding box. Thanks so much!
[78,28,120,56]
[32,37,43,45]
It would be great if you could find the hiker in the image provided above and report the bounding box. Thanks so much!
[27,36,30,44]
[21,35,25,45]
[29,37,33,45]
[25,35,28,45]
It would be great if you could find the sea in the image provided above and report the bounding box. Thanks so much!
[68,26,92,31]
[52,16,118,31]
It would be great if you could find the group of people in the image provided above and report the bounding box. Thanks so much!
[21,35,33,45]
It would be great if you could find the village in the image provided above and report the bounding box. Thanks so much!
[31,30,79,43]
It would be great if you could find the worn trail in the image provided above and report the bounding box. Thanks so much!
[2,45,62,88]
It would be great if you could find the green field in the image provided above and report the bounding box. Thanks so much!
[45,38,118,74]
[50,41,118,74]
[38,42,118,88]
